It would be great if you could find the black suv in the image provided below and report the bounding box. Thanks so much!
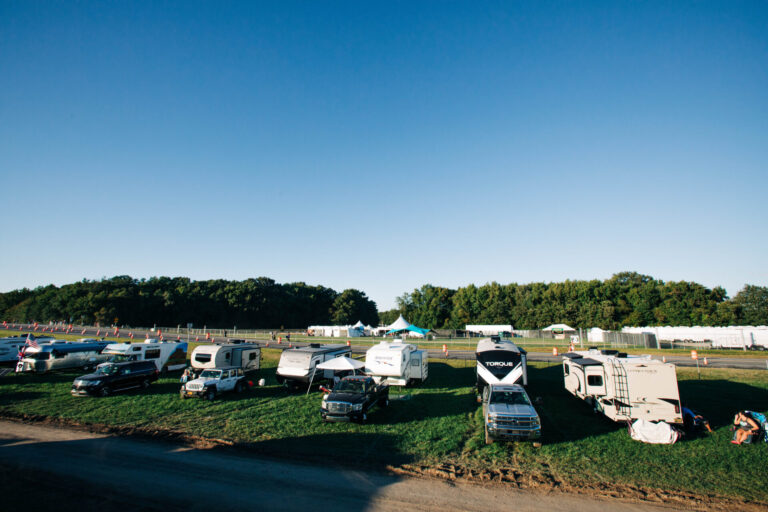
[71,361,159,397]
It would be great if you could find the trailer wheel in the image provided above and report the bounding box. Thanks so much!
[484,425,494,445]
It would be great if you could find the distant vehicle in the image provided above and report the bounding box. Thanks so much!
[101,340,187,374]
[562,349,683,424]
[71,361,159,397]
[320,376,389,423]
[364,339,428,386]
[475,336,528,398]
[0,334,54,363]
[16,340,111,373]
[190,343,261,373]
[276,344,350,388]
[482,383,541,444]
[180,367,248,400]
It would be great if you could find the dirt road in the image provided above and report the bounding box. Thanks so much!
[0,420,676,512]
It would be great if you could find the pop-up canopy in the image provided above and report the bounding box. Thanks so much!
[306,356,365,394]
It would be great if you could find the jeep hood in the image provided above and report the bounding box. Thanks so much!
[188,378,216,387]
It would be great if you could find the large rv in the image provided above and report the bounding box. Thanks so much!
[101,340,188,373]
[276,344,350,387]
[562,350,683,424]
[190,343,261,373]
[364,339,428,386]
[0,334,54,363]
[476,336,528,397]
[16,340,111,373]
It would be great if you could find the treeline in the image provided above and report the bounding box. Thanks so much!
[0,276,379,328]
[379,272,768,330]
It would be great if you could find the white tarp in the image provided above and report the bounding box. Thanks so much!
[630,419,680,444]
[316,356,365,371]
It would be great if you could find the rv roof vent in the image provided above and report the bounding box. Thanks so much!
[310,343,321,348]
[490,335,501,342]
[601,349,619,356]
[618,352,628,358]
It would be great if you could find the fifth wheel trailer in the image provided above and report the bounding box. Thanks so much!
[562,350,683,424]
[475,336,528,398]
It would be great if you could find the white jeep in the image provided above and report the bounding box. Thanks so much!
[180,367,248,400]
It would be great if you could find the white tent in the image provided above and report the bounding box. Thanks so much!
[352,320,365,329]
[543,323,576,331]
[387,315,411,331]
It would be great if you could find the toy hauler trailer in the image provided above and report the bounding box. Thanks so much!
[364,339,428,386]
[476,336,528,397]
[562,350,683,424]
[101,340,188,373]
[16,341,111,373]
[191,343,261,373]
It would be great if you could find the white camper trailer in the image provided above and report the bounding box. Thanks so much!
[16,340,111,373]
[101,340,188,373]
[562,349,683,424]
[0,334,54,363]
[364,339,428,386]
[191,343,261,373]
[476,336,528,396]
[276,344,351,387]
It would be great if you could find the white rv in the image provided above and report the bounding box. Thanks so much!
[0,334,54,363]
[101,340,188,373]
[16,340,111,373]
[276,344,351,387]
[191,342,261,373]
[563,349,683,424]
[364,339,428,386]
[476,336,528,397]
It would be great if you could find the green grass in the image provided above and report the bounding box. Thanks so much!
[1,349,766,503]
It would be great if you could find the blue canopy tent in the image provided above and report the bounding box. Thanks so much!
[386,324,431,337]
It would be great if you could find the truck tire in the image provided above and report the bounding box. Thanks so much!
[205,388,216,401]
[180,390,187,399]
[141,379,150,390]
[100,386,111,398]
[235,381,244,393]
[380,395,389,407]
[485,424,494,445]
[361,413,367,423]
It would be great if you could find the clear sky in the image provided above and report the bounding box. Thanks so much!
[1,1,766,310]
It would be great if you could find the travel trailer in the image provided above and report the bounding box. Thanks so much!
[475,336,528,397]
[364,339,428,386]
[101,340,188,373]
[16,340,111,373]
[0,334,54,363]
[190,342,261,373]
[562,349,683,424]
[276,344,350,387]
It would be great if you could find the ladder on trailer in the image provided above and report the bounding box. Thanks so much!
[610,359,631,418]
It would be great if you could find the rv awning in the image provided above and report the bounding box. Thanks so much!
[316,356,365,371]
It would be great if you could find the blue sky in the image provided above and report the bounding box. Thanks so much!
[1,1,766,310]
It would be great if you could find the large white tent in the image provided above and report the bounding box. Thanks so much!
[387,315,411,331]
[307,356,366,393]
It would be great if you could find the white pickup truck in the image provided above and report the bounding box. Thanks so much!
[180,367,249,401]
[482,383,542,444]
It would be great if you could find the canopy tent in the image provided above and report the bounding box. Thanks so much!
[351,320,365,329]
[306,356,365,394]
[542,323,576,332]
[386,315,411,331]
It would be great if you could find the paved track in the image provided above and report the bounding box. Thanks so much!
[0,420,675,512]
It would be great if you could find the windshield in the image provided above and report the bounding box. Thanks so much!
[280,352,311,368]
[108,354,132,363]
[97,364,119,375]
[200,370,221,379]
[28,352,50,360]
[490,391,531,406]
[334,380,365,394]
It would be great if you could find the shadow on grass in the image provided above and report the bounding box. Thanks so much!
[412,362,476,390]
[0,391,45,406]
[679,379,768,429]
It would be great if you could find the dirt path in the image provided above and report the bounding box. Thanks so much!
[0,420,681,512]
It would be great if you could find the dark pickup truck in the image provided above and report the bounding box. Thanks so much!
[320,376,389,423]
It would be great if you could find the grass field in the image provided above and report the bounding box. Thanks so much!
[1,347,767,504]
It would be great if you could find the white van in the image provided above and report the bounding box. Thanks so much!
[364,339,428,386]
[101,340,188,373]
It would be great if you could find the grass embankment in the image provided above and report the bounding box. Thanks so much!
[1,349,767,504]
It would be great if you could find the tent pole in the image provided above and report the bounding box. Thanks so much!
[307,367,317,395]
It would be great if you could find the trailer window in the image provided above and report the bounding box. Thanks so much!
[249,353,256,360]
[587,375,603,387]
[194,353,212,363]
[563,365,570,376]
[411,358,419,366]
[145,349,160,359]
[132,347,142,351]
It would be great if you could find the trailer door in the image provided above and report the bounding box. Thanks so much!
[585,366,607,396]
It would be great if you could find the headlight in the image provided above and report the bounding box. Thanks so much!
[352,403,362,411]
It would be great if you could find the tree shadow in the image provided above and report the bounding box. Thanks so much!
[0,391,44,406]
[414,361,476,390]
